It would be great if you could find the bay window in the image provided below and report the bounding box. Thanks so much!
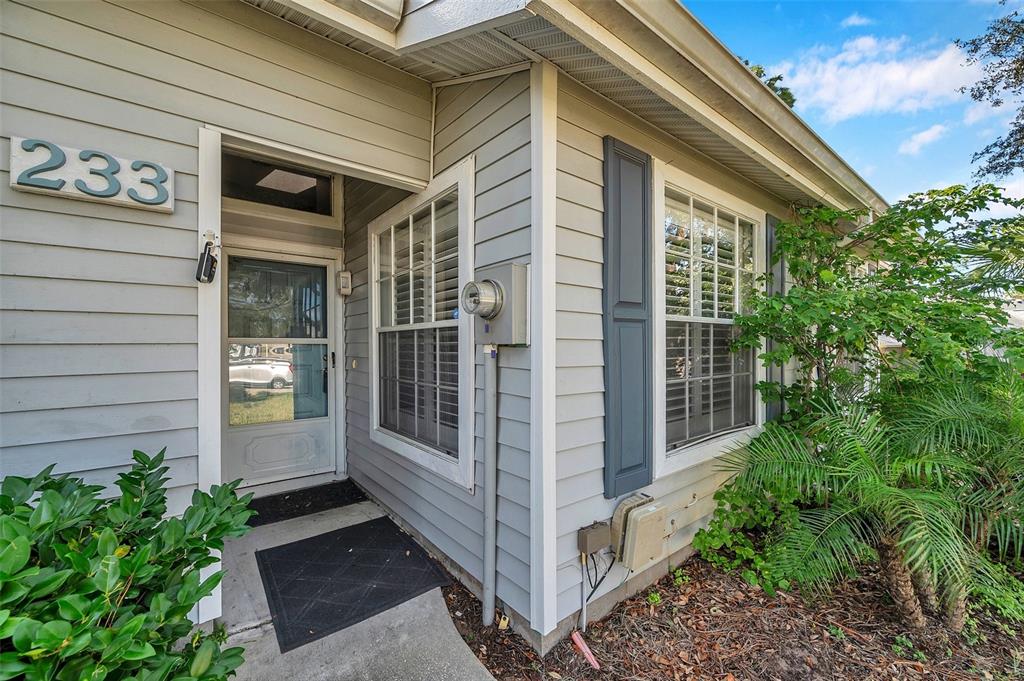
[368,160,474,488]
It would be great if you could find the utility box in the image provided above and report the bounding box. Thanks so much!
[620,501,667,570]
[464,263,529,346]
[577,521,611,555]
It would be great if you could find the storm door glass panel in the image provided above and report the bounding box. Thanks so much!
[227,257,329,426]
[228,258,327,338]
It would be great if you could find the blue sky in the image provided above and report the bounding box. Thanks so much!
[686,0,1023,209]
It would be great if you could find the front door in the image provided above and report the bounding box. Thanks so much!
[224,252,336,486]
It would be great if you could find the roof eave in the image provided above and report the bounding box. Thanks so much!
[612,0,889,213]
[522,0,887,213]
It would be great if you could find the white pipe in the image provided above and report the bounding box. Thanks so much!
[482,343,499,626]
[580,554,588,632]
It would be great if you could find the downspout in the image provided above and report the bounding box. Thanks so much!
[482,343,499,626]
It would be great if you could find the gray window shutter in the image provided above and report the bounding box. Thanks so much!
[602,136,653,498]
[765,214,786,421]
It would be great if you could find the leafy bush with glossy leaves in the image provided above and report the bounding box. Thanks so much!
[0,450,253,681]
[692,482,800,596]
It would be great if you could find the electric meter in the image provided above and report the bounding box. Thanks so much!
[460,264,529,346]
[461,279,503,319]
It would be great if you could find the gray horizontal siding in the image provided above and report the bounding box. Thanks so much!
[344,70,533,620]
[0,0,432,512]
[551,78,782,625]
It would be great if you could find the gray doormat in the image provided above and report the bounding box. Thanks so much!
[255,515,450,652]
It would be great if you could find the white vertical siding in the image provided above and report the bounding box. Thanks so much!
[551,78,788,623]
[0,0,432,512]
[344,70,533,618]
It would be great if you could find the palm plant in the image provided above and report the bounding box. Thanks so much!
[891,366,1024,558]
[721,370,1023,632]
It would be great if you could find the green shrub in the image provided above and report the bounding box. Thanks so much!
[692,481,799,595]
[0,450,253,681]
[709,185,1024,631]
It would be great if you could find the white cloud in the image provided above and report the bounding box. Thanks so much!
[964,101,1001,125]
[984,174,1024,218]
[898,124,949,155]
[775,36,981,122]
[840,12,874,28]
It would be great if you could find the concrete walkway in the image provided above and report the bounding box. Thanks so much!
[219,501,494,681]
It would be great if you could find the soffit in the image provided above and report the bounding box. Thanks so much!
[243,0,865,208]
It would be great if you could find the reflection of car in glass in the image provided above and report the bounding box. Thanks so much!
[228,358,294,389]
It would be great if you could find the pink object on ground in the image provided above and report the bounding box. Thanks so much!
[571,630,600,670]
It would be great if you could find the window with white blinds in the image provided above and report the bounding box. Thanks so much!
[663,186,758,452]
[374,191,460,457]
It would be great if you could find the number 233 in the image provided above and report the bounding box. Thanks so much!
[14,138,172,211]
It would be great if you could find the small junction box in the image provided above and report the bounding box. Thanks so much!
[577,521,611,555]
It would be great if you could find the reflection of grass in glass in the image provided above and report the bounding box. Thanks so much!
[229,391,294,426]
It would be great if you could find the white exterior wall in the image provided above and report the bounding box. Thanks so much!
[551,78,792,624]
[0,0,432,513]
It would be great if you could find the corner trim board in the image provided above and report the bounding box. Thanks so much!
[529,60,558,636]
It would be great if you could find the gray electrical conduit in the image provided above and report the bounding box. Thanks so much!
[482,343,498,627]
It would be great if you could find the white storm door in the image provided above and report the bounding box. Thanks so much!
[223,253,336,486]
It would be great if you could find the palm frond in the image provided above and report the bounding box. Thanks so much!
[888,450,979,487]
[875,485,974,592]
[892,381,1004,455]
[718,423,833,501]
[810,401,889,472]
[766,504,876,590]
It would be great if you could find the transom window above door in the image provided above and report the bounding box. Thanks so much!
[222,152,332,215]
[368,159,475,489]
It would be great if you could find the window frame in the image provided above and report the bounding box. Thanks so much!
[652,159,768,480]
[220,150,343,234]
[367,157,475,489]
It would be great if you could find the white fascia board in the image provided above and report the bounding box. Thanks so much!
[276,0,399,51]
[278,0,531,54]
[527,0,865,212]
[395,0,531,52]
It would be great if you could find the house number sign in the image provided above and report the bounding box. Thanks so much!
[10,137,174,213]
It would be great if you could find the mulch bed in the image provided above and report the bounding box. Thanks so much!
[443,558,1023,680]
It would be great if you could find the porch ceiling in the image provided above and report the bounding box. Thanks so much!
[243,0,862,208]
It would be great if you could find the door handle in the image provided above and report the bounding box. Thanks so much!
[331,351,336,368]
